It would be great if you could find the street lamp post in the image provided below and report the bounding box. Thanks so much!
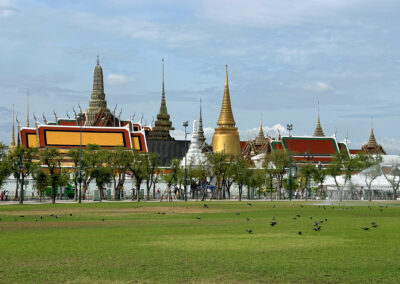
[318,161,323,199]
[183,121,189,202]
[287,124,293,201]
[77,112,84,203]
[18,155,23,204]
[304,150,314,200]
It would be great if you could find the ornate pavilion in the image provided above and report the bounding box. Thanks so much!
[251,110,386,168]
[15,58,148,167]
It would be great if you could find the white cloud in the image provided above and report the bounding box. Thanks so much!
[378,137,400,155]
[239,123,287,141]
[106,74,130,85]
[171,124,287,142]
[201,0,366,27]
[304,81,331,92]
[0,0,17,17]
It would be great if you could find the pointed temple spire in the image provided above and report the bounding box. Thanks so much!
[313,102,325,137]
[197,98,206,144]
[11,104,15,148]
[217,65,236,127]
[212,65,241,155]
[86,56,110,125]
[159,58,168,115]
[255,113,265,146]
[367,127,378,148]
[26,90,30,127]
[147,58,175,140]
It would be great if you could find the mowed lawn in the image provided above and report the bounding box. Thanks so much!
[1,201,400,283]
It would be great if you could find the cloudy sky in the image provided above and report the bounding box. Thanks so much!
[1,0,400,152]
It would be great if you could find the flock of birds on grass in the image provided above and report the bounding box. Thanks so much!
[0,204,388,235]
[194,203,385,235]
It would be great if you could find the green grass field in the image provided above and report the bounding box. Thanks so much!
[1,201,399,283]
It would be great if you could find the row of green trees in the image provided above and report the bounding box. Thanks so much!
[263,149,399,201]
[0,141,398,203]
[0,143,161,203]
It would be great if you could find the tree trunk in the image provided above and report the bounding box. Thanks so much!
[113,177,120,200]
[82,180,87,200]
[226,184,231,199]
[19,175,24,204]
[247,186,250,200]
[277,176,282,200]
[152,182,156,199]
[51,182,56,204]
[146,179,151,200]
[238,184,242,201]
[319,183,323,199]
[115,186,120,201]
[136,180,141,202]
[14,178,19,201]
[270,186,273,201]
[305,180,308,201]
[74,179,78,201]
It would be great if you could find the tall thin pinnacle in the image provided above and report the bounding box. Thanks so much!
[159,58,168,115]
[26,90,30,127]
[162,58,165,97]
[198,98,205,143]
[11,104,15,147]
[217,64,236,127]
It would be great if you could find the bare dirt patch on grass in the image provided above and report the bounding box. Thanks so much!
[0,205,222,218]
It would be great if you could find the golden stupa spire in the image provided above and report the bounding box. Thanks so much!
[313,101,325,137]
[11,104,15,148]
[217,65,236,127]
[212,65,241,155]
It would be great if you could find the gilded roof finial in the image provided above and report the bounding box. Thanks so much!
[225,64,228,87]
[367,126,378,148]
[255,113,265,146]
[11,104,15,148]
[217,64,236,127]
[313,101,325,137]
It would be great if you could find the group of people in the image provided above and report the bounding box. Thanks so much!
[0,190,9,201]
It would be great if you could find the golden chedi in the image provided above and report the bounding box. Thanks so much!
[212,65,241,155]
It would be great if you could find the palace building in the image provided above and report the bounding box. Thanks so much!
[16,58,148,162]
[251,110,386,168]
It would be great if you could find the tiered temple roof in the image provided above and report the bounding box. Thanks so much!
[146,59,175,140]
[361,128,386,155]
[313,115,325,137]
[86,57,111,126]
[271,136,348,165]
